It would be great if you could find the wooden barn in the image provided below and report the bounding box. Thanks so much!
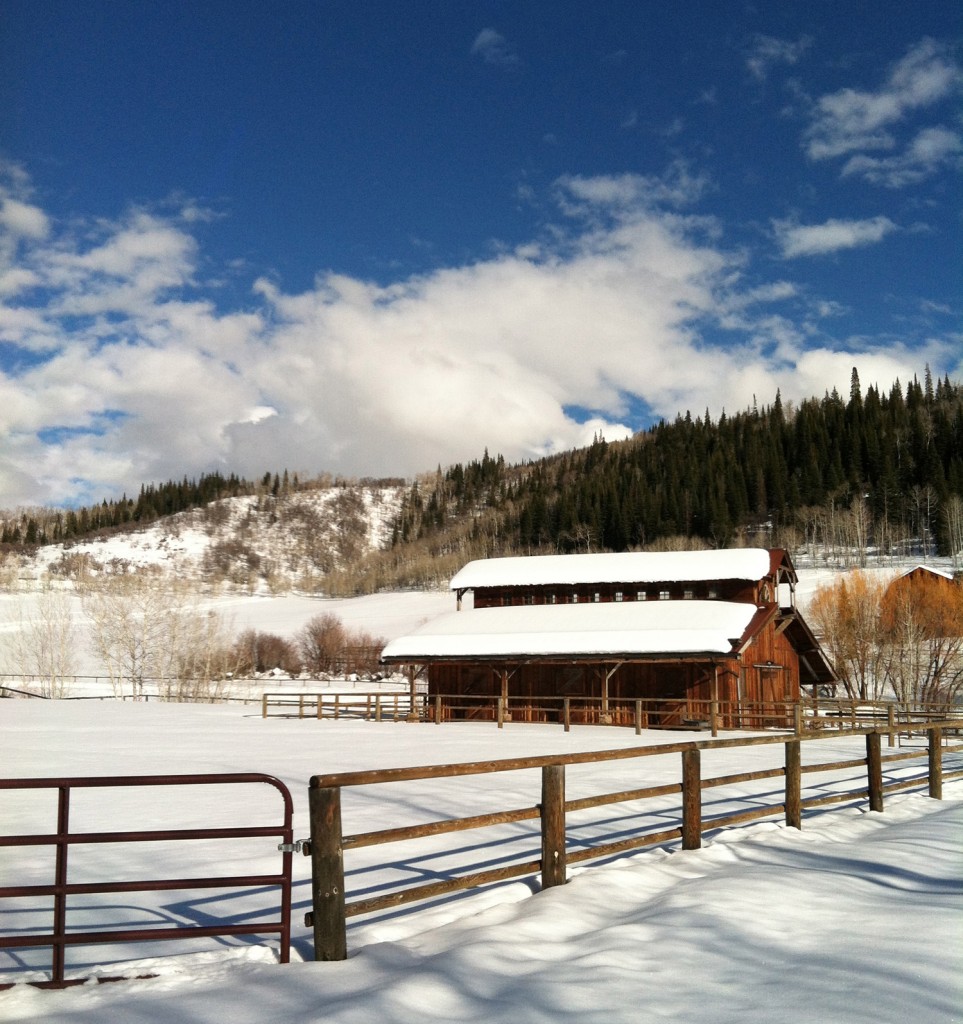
[381,548,836,730]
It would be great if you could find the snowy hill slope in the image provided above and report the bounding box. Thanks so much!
[14,485,405,594]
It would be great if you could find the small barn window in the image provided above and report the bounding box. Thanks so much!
[659,589,670,600]
[548,593,557,604]
[637,590,647,601]
[572,592,579,604]
[683,589,694,600]
[708,587,718,599]
[615,590,623,602]
[593,592,601,603]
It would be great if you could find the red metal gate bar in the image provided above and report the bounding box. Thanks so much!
[0,772,294,989]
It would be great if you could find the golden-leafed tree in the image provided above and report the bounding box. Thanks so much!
[808,570,889,701]
[880,570,963,708]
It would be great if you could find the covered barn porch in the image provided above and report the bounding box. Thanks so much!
[424,656,795,731]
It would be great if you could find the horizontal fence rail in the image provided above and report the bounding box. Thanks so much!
[423,694,959,739]
[0,773,294,989]
[304,720,963,961]
[261,691,421,721]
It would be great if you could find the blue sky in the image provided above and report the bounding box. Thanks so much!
[1,1,961,508]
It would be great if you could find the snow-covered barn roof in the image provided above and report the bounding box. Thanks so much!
[893,564,954,583]
[449,548,775,592]
[381,601,764,662]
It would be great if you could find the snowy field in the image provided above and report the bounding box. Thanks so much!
[1,699,961,1023]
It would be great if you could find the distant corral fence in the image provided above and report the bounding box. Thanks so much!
[303,720,963,961]
[0,674,409,704]
[261,689,960,742]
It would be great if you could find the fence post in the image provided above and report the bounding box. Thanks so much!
[497,696,505,729]
[866,732,883,812]
[563,697,571,732]
[635,699,642,735]
[435,694,442,725]
[887,704,896,748]
[262,693,268,719]
[540,765,566,889]
[785,740,801,829]
[793,702,803,737]
[681,748,701,850]
[308,782,347,961]
[928,727,943,800]
[710,699,718,738]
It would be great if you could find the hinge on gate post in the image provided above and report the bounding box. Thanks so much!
[278,839,309,854]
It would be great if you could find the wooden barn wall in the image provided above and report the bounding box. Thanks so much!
[426,622,801,729]
[472,578,761,608]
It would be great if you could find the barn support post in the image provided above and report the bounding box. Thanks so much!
[498,668,509,727]
[710,666,719,737]
[634,699,643,735]
[406,665,419,722]
[434,694,442,725]
[681,748,702,850]
[601,663,622,725]
[540,764,566,889]
[307,782,347,961]
[785,740,801,829]
[928,727,943,800]
[866,732,884,813]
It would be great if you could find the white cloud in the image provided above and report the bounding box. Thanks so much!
[470,28,519,67]
[841,125,963,187]
[0,168,955,508]
[746,35,811,81]
[0,197,49,240]
[772,216,897,258]
[804,38,961,170]
[556,162,710,212]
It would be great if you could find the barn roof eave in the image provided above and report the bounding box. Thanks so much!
[380,651,742,666]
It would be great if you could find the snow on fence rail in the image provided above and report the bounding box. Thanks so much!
[0,773,295,989]
[303,720,963,961]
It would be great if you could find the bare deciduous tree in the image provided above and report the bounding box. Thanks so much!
[83,574,237,699]
[297,613,347,676]
[6,585,77,697]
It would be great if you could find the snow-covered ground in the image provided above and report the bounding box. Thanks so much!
[1,700,961,1023]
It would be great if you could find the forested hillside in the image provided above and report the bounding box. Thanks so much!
[371,369,963,589]
[3,370,961,595]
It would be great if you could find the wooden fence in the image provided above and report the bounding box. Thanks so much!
[261,691,419,721]
[303,720,963,960]
[264,689,959,742]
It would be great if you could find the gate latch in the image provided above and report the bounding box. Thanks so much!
[278,839,309,854]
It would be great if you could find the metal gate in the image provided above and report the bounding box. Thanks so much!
[0,772,295,988]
